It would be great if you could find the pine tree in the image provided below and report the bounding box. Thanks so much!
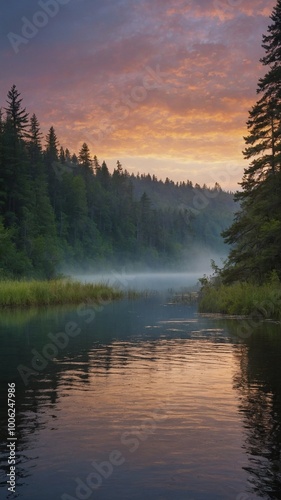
[28,114,42,170]
[71,153,78,164]
[78,142,92,173]
[92,155,100,174]
[25,116,59,277]
[4,85,29,139]
[222,1,281,283]
[59,146,66,164]
[99,161,110,188]
[45,126,59,165]
[65,148,71,162]
[1,88,31,224]
[44,126,60,213]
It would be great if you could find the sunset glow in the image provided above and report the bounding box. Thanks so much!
[1,0,276,188]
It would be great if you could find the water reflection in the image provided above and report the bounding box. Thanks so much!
[230,322,281,499]
[0,299,280,499]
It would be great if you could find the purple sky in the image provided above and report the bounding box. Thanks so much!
[0,0,276,188]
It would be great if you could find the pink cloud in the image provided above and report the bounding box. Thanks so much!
[0,0,277,188]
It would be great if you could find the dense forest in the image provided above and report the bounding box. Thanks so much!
[0,85,235,279]
[220,0,281,284]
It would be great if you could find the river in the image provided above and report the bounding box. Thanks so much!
[0,273,281,500]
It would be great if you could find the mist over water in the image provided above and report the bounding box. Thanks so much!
[72,271,203,292]
[70,252,224,292]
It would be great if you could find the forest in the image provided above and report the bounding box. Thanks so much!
[0,86,235,279]
[220,0,281,285]
[199,1,281,318]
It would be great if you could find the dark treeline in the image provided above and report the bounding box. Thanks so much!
[0,85,235,279]
[221,0,281,284]
[199,0,281,319]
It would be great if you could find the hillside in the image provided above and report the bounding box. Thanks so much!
[0,86,236,278]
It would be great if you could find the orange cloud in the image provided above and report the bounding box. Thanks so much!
[0,0,276,189]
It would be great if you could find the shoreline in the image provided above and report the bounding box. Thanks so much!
[0,279,124,309]
[198,282,281,322]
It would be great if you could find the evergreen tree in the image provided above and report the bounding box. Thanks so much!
[27,115,59,277]
[99,161,110,188]
[116,160,123,175]
[93,155,101,174]
[62,174,87,246]
[0,85,235,277]
[222,0,281,283]
[65,148,71,162]
[1,88,31,225]
[28,114,42,170]
[44,126,60,212]
[4,85,29,139]
[71,153,78,164]
[78,142,92,173]
[0,219,32,277]
[45,126,59,165]
[59,146,66,164]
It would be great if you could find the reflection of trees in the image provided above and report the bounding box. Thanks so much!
[0,306,93,492]
[231,322,281,499]
[0,299,168,493]
[2,299,261,497]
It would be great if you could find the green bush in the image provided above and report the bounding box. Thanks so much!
[199,279,281,321]
[0,279,124,308]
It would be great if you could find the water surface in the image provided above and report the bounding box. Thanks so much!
[0,276,281,500]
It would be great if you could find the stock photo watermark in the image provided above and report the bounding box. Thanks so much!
[17,271,135,386]
[176,161,241,228]
[61,402,170,500]
[6,383,17,494]
[49,62,169,175]
[8,0,72,54]
[84,64,169,149]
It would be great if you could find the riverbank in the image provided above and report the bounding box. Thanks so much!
[199,282,281,321]
[0,279,125,308]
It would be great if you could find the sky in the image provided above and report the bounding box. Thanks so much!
[0,0,276,189]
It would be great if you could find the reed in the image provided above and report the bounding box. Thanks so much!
[0,279,124,308]
[199,281,281,321]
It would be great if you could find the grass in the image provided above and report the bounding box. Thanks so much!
[0,279,124,308]
[198,281,281,321]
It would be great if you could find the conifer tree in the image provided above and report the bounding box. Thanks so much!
[71,153,78,164]
[4,85,29,139]
[26,115,59,277]
[28,114,42,169]
[45,126,59,165]
[59,146,66,164]
[101,161,110,183]
[78,142,92,172]
[93,155,101,174]
[1,87,30,224]
[222,0,281,283]
[44,126,60,213]
[65,148,71,162]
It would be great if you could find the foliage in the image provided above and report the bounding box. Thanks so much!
[222,1,281,284]
[0,279,123,308]
[198,275,281,320]
[0,86,235,279]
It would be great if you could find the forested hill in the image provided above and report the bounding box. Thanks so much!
[130,173,235,255]
[0,86,236,279]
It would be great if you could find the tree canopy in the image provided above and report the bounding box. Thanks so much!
[222,0,281,284]
[0,85,235,278]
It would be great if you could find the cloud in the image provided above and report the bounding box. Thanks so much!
[0,0,277,188]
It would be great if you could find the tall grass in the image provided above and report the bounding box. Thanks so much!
[0,279,124,308]
[198,281,281,320]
